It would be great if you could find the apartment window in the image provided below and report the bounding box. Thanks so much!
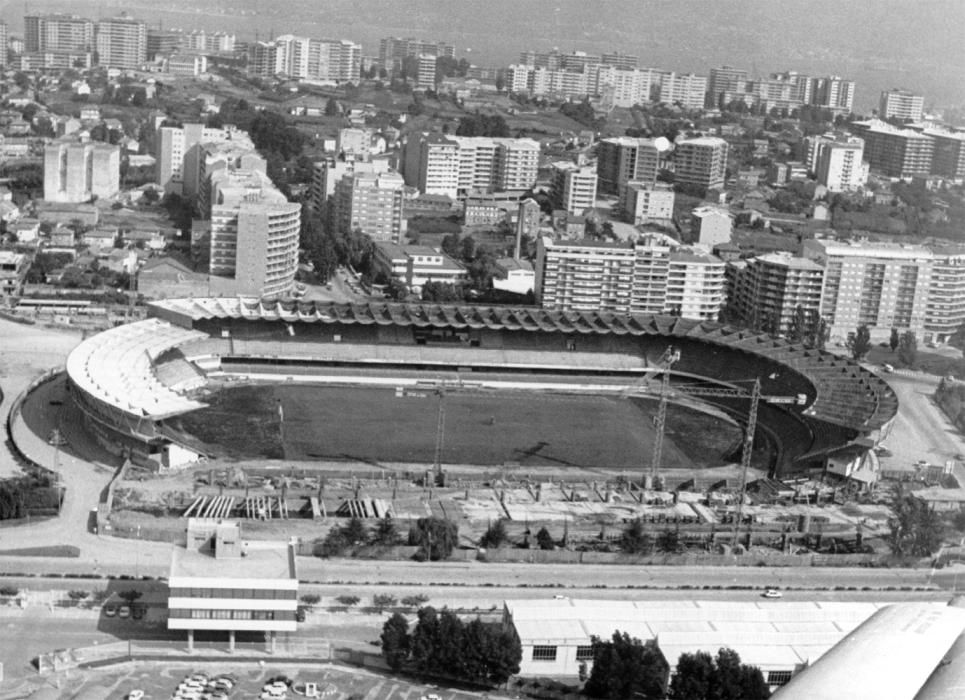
[576,645,595,661]
[767,671,793,686]
[532,645,558,661]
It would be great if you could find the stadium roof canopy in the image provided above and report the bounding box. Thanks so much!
[66,318,208,419]
[147,298,898,433]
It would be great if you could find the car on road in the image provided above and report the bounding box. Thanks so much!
[881,363,894,373]
[761,589,783,599]
[127,691,144,700]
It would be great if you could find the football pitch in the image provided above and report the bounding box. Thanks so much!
[175,383,744,470]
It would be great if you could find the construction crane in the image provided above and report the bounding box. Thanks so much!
[625,348,807,543]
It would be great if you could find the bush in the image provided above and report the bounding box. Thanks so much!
[373,594,397,611]
[336,595,361,606]
[300,593,321,606]
[401,594,430,608]
[67,590,89,600]
[0,585,19,596]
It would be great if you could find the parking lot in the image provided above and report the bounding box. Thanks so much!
[38,663,489,700]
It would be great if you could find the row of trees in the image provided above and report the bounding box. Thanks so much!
[315,516,460,561]
[381,607,522,685]
[847,324,918,365]
[583,632,769,700]
[301,212,376,283]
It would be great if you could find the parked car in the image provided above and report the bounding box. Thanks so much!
[761,589,783,599]
[881,363,894,373]
[103,604,117,617]
[118,605,131,619]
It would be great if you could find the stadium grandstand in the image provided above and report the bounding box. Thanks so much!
[64,297,898,476]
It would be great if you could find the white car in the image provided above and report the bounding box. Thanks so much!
[127,691,144,700]
[761,589,783,599]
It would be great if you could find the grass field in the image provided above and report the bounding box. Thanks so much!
[175,384,745,470]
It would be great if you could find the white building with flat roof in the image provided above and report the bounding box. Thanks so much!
[675,137,728,191]
[504,598,894,692]
[550,162,597,216]
[168,520,298,652]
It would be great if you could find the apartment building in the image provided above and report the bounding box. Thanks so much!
[95,16,146,69]
[802,239,933,341]
[0,21,8,67]
[814,135,868,192]
[25,13,94,53]
[43,138,120,203]
[249,36,361,83]
[653,72,707,110]
[168,520,297,652]
[550,162,597,216]
[924,128,965,180]
[535,233,724,319]
[811,76,856,113]
[691,206,733,246]
[157,123,249,195]
[147,29,183,60]
[332,170,406,242]
[924,246,965,344]
[207,166,300,297]
[596,137,661,194]
[595,66,654,108]
[729,253,825,334]
[378,36,455,71]
[675,137,728,191]
[184,30,235,54]
[416,54,437,90]
[707,66,749,108]
[309,156,391,220]
[622,182,674,225]
[402,134,538,197]
[879,89,925,122]
[666,251,726,320]
[851,120,934,178]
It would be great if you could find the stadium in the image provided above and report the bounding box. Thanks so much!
[64,297,898,479]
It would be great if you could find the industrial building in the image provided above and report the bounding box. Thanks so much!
[504,598,897,691]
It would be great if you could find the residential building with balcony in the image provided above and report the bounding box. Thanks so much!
[597,137,660,194]
[622,182,674,225]
[332,170,406,242]
[43,137,120,203]
[550,162,597,216]
[852,120,934,179]
[728,253,825,334]
[814,135,868,192]
[674,137,728,192]
[802,239,933,342]
[95,15,146,69]
[924,246,965,344]
[879,89,924,122]
[924,128,965,180]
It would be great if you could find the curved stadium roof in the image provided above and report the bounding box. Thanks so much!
[149,298,898,435]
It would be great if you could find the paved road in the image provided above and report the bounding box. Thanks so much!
[877,372,965,481]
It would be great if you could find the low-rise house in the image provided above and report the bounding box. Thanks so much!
[372,242,466,293]
[492,258,535,295]
[0,251,30,296]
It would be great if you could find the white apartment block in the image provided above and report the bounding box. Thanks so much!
[654,72,708,110]
[879,89,924,122]
[184,30,235,53]
[0,21,9,66]
[666,250,726,321]
[416,54,437,90]
[674,137,728,191]
[249,35,361,83]
[95,16,146,69]
[550,162,598,216]
[815,136,868,192]
[535,233,723,318]
[208,167,300,297]
[924,128,965,180]
[595,66,654,108]
[403,134,539,197]
[623,182,675,225]
[43,138,120,203]
[332,170,407,242]
[924,247,965,344]
[802,239,933,342]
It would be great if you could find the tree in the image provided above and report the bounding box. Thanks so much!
[656,528,682,554]
[371,515,401,546]
[669,648,770,700]
[889,493,943,557]
[381,612,411,670]
[410,606,442,671]
[479,519,508,548]
[341,516,368,545]
[890,327,900,353]
[786,306,808,344]
[325,97,339,116]
[621,518,654,555]
[410,517,459,561]
[536,526,555,550]
[583,632,670,699]
[847,324,872,360]
[898,331,918,367]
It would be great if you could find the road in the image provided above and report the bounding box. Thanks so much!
[877,372,965,483]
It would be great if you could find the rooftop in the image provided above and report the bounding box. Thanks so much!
[170,538,296,582]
